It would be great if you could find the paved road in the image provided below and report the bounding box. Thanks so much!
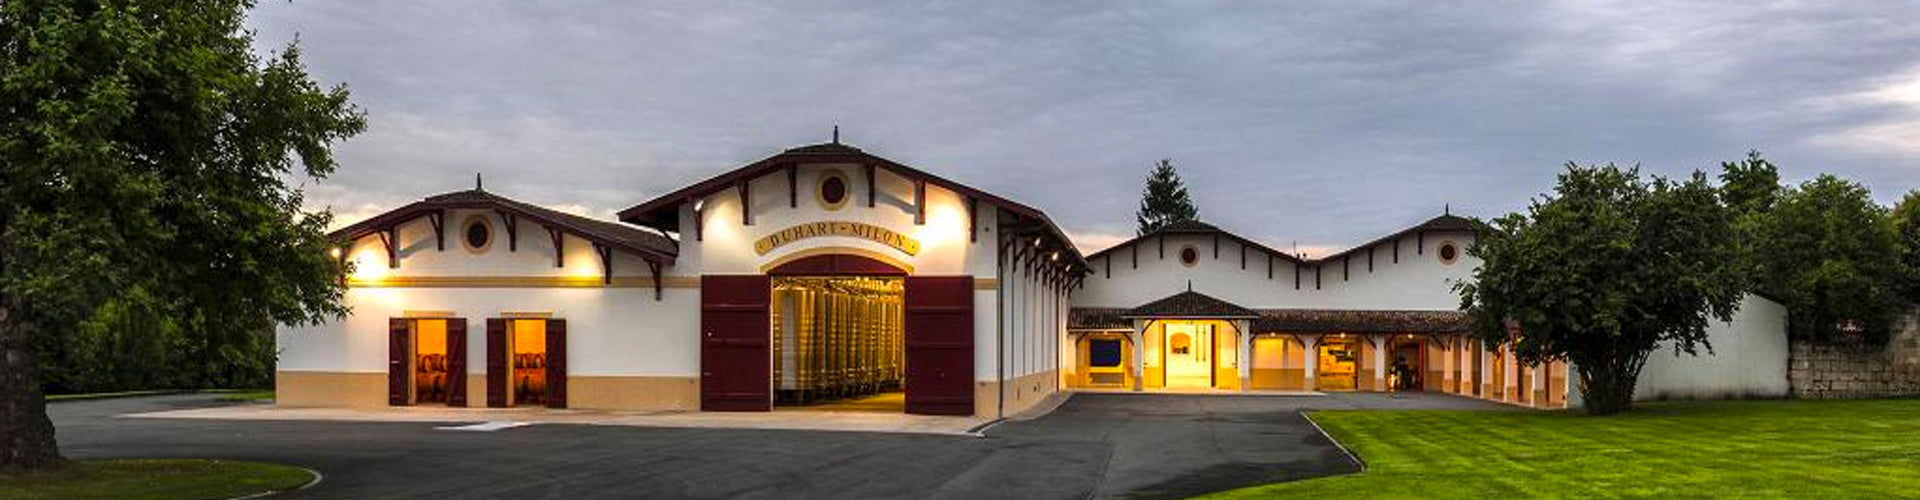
[52,392,1501,499]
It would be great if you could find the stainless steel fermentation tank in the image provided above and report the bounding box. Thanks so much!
[771,276,905,404]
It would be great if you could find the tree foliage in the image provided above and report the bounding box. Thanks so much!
[1134,158,1199,235]
[0,0,363,469]
[1745,175,1903,344]
[1458,164,1744,415]
[1889,190,1920,300]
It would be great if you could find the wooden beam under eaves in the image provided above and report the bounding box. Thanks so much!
[594,243,613,285]
[380,227,398,268]
[495,210,518,251]
[738,180,752,226]
[913,180,926,225]
[428,211,446,251]
[787,164,798,208]
[548,227,565,268]
[647,261,662,301]
[865,163,877,208]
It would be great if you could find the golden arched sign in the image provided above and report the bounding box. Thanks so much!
[753,221,921,256]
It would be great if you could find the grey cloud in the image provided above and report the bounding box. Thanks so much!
[247,1,1920,251]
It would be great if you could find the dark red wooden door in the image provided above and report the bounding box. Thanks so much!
[388,318,410,406]
[905,276,974,416]
[545,319,568,408]
[486,318,508,408]
[447,318,468,407]
[701,275,771,411]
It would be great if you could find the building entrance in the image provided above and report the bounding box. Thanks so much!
[770,275,906,412]
[1316,337,1359,391]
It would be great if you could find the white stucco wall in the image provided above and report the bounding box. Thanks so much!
[1632,294,1791,400]
[1075,229,1476,311]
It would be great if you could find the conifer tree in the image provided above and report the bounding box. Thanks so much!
[1135,159,1200,235]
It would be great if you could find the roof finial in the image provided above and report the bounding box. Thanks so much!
[476,173,483,191]
[832,125,840,144]
[1444,203,1450,216]
[1187,280,1192,292]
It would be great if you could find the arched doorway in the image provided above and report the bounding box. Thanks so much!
[700,253,975,416]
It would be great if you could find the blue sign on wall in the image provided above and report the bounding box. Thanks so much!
[1090,339,1123,367]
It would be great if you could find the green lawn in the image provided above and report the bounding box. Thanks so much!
[1206,399,1920,499]
[0,459,313,500]
[216,390,275,402]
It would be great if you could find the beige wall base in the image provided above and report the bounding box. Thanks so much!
[277,371,698,412]
[277,371,388,408]
[571,376,699,411]
[975,370,1059,418]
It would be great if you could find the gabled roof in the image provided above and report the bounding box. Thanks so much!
[1315,214,1475,263]
[1084,219,1309,265]
[331,188,677,264]
[1123,290,1259,319]
[616,141,1087,271]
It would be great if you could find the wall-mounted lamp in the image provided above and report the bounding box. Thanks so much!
[329,247,343,259]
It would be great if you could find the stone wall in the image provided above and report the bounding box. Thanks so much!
[1789,312,1920,399]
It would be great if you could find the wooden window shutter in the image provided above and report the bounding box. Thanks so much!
[447,318,469,407]
[486,318,508,408]
[545,319,568,408]
[388,318,410,406]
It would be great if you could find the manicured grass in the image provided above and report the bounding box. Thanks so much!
[0,459,313,500]
[217,390,275,402]
[1206,399,1920,499]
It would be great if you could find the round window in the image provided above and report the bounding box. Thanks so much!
[818,171,849,209]
[1179,246,1199,267]
[463,217,492,253]
[1438,242,1459,265]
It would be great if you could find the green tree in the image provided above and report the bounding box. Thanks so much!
[1719,150,1782,214]
[1458,164,1744,415]
[1,0,363,469]
[1893,190,1920,299]
[1748,176,1902,344]
[1135,158,1199,235]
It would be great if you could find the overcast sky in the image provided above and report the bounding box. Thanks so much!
[248,1,1920,256]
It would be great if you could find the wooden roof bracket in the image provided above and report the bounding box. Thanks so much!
[428,210,446,251]
[689,196,704,242]
[379,227,398,269]
[787,163,798,208]
[738,180,752,226]
[647,260,663,301]
[1417,230,1426,255]
[593,243,614,285]
[548,226,565,268]
[865,163,877,208]
[495,209,519,251]
[913,179,926,225]
[966,196,977,243]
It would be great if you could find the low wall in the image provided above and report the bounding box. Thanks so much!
[1789,312,1920,399]
[1633,295,1792,401]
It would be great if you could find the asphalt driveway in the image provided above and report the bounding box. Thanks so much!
[51,392,1501,499]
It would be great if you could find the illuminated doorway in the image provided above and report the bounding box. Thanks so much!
[1163,323,1213,388]
[1388,337,1424,391]
[413,319,452,405]
[1316,337,1359,391]
[508,319,548,406]
[770,275,906,412]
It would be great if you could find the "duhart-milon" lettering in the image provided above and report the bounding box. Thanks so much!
[754,221,921,256]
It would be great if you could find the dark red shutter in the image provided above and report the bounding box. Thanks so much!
[701,275,771,411]
[486,318,508,408]
[545,319,568,408]
[905,276,974,416]
[447,318,468,407]
[389,318,410,406]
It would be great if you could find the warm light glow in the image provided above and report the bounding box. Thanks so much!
[910,201,967,251]
[329,247,342,259]
[693,198,705,212]
[349,248,389,282]
[1050,252,1060,261]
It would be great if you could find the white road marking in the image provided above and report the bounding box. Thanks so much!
[436,421,533,432]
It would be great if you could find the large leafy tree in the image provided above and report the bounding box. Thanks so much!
[1458,164,1744,415]
[0,0,362,469]
[1135,158,1199,235]
[1747,175,1902,344]
[1893,190,1920,299]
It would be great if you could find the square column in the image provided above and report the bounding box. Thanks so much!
[1371,335,1387,391]
[1479,340,1493,398]
[1129,319,1146,392]
[1236,320,1253,392]
[1502,344,1518,402]
[1441,336,1455,393]
[1531,362,1548,407]
[1299,334,1319,391]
